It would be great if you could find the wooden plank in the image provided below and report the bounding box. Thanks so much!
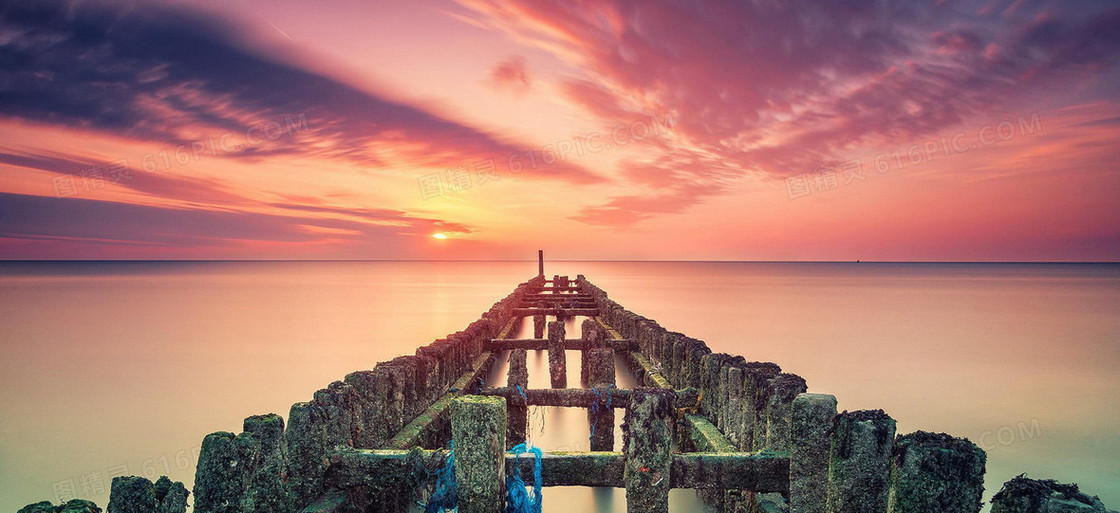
[384,352,495,450]
[512,307,600,317]
[328,448,788,491]
[477,386,697,410]
[594,317,624,340]
[488,338,636,352]
[684,413,737,453]
[479,386,631,408]
[495,317,519,340]
[672,452,789,492]
[629,351,674,389]
[489,338,586,351]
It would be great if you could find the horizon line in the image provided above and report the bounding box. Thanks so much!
[1,259,1117,264]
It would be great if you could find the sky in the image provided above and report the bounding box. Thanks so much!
[0,0,1118,261]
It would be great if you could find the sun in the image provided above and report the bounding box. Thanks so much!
[432,233,448,240]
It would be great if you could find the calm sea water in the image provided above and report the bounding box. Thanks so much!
[1,261,1117,512]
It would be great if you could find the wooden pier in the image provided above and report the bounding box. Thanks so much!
[27,252,1113,513]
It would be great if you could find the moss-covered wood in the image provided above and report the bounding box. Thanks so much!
[506,349,529,448]
[18,500,102,513]
[451,395,507,513]
[827,410,897,513]
[328,448,788,491]
[587,348,617,451]
[547,321,567,388]
[623,387,675,513]
[790,393,837,513]
[384,351,495,450]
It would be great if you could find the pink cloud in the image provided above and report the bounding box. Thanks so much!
[462,0,1120,226]
[489,56,532,95]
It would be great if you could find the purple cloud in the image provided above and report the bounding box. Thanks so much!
[0,0,603,184]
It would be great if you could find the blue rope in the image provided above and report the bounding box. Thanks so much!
[424,440,458,513]
[516,384,528,403]
[589,384,614,439]
[505,442,543,513]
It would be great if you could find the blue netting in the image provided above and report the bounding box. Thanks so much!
[423,440,458,513]
[505,442,543,513]
[589,384,615,439]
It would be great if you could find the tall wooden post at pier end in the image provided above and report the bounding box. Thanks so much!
[538,249,544,277]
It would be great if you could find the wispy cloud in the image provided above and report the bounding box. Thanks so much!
[0,191,469,258]
[0,149,254,206]
[460,0,1120,226]
[0,0,603,184]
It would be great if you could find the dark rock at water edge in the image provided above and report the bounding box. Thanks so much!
[990,474,1112,513]
[18,500,102,513]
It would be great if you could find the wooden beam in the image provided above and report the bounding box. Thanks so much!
[593,317,624,340]
[523,294,596,300]
[477,386,699,410]
[487,338,637,352]
[616,340,741,456]
[495,317,520,340]
[672,452,789,492]
[327,448,789,492]
[383,351,495,450]
[512,307,600,317]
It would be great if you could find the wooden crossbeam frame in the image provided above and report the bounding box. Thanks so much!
[328,448,789,492]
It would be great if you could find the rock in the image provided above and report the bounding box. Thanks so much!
[990,474,1110,513]
[888,431,986,513]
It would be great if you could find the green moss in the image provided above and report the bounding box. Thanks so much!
[17,502,59,513]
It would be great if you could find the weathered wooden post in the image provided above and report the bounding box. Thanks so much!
[744,362,782,451]
[827,410,897,513]
[239,413,294,513]
[581,318,604,384]
[533,314,545,339]
[194,431,240,513]
[790,393,838,513]
[538,249,544,277]
[548,321,567,388]
[586,347,616,451]
[724,366,745,446]
[887,431,986,513]
[507,349,529,448]
[108,476,157,513]
[108,475,188,513]
[624,388,675,513]
[451,395,507,513]
[766,373,808,451]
